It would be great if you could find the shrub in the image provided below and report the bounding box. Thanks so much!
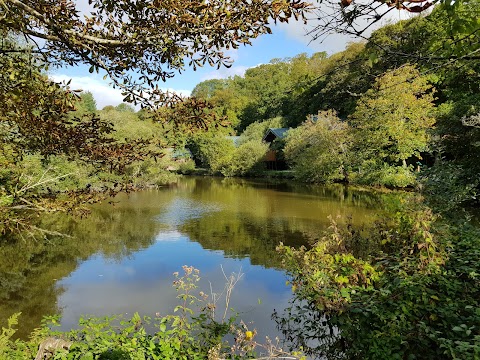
[284,111,349,183]
[177,159,196,175]
[220,140,268,177]
[420,161,479,212]
[351,161,417,188]
[189,135,235,173]
[276,204,480,360]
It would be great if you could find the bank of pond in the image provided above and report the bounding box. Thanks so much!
[0,177,400,354]
[1,176,478,359]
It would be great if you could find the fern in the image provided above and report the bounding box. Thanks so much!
[0,312,20,355]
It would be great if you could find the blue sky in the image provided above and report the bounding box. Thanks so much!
[51,9,412,109]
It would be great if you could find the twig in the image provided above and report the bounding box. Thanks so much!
[221,264,244,323]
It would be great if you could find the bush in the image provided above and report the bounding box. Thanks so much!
[284,111,349,183]
[220,140,268,177]
[351,161,417,188]
[177,159,196,175]
[276,204,480,360]
[420,161,479,212]
[188,135,235,173]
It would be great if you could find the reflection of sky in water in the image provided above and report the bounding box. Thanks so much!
[57,231,290,340]
[1,178,397,343]
[53,178,391,343]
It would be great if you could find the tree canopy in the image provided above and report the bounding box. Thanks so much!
[306,0,469,43]
[0,0,310,107]
[350,64,435,165]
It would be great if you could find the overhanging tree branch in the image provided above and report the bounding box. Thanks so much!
[1,0,313,109]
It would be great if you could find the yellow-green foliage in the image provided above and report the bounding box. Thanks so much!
[277,202,480,359]
[284,110,349,183]
[190,133,268,177]
[98,109,163,142]
[189,134,236,172]
[0,313,19,356]
[349,65,435,165]
[350,161,417,188]
[220,140,268,177]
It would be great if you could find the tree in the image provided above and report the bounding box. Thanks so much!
[307,0,459,44]
[0,36,165,239]
[349,64,435,167]
[1,0,310,107]
[284,110,350,183]
[191,78,250,130]
[115,103,135,113]
[191,79,229,100]
[220,140,268,177]
[188,134,235,172]
[74,91,97,115]
[286,42,369,126]
[0,38,110,160]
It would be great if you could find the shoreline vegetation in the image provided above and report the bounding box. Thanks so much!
[1,0,479,359]
[2,266,306,360]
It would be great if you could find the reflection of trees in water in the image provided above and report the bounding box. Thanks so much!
[0,201,163,339]
[272,299,340,358]
[180,177,407,270]
[189,176,410,212]
[0,239,76,339]
[0,178,406,339]
[271,182,411,211]
[181,215,314,269]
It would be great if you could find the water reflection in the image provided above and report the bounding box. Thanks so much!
[0,176,406,339]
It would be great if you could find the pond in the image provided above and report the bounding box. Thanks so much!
[0,176,404,340]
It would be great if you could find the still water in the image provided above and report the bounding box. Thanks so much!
[0,176,403,339]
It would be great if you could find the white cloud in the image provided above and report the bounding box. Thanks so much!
[50,74,191,109]
[279,20,356,54]
[51,74,125,109]
[155,230,185,242]
[160,87,192,98]
[278,5,417,54]
[200,65,249,82]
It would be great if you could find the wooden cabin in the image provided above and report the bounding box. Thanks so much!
[262,128,289,170]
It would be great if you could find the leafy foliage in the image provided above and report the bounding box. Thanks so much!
[0,267,303,360]
[0,40,172,239]
[188,132,268,177]
[0,0,311,108]
[276,202,480,359]
[284,111,350,183]
[220,140,268,177]
[188,133,236,172]
[349,64,435,166]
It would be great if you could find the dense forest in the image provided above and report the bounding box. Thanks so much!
[1,0,479,359]
[183,4,480,203]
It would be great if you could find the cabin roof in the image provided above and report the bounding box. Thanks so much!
[171,148,192,159]
[262,128,289,142]
[225,136,241,147]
